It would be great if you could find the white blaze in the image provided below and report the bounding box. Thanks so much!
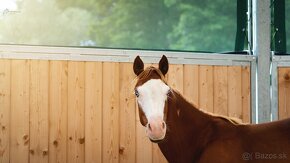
[136,79,170,121]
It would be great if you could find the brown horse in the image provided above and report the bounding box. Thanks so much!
[133,55,290,163]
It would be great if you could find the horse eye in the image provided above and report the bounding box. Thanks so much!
[135,90,140,97]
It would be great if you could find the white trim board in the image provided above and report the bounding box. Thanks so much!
[0,45,255,66]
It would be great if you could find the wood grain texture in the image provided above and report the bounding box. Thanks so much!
[213,66,228,116]
[278,68,290,120]
[119,63,136,163]
[241,66,251,123]
[199,66,214,112]
[29,60,49,163]
[136,103,152,163]
[10,60,30,163]
[183,65,199,107]
[168,64,184,93]
[68,62,85,163]
[228,66,242,120]
[102,62,120,163]
[49,61,68,163]
[0,58,252,163]
[0,60,10,163]
[85,62,103,163]
[152,143,167,163]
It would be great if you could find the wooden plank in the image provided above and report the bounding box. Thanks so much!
[136,103,152,163]
[0,60,10,163]
[85,62,103,163]
[68,61,85,163]
[183,65,199,107]
[10,60,30,163]
[49,61,68,163]
[228,66,243,120]
[102,62,120,163]
[152,144,167,163]
[167,64,184,93]
[119,63,136,163]
[199,66,214,112]
[136,63,152,163]
[278,68,286,120]
[278,68,290,120]
[241,66,251,123]
[213,66,228,116]
[29,60,49,163]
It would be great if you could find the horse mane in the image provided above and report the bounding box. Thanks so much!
[172,89,244,125]
[202,110,244,125]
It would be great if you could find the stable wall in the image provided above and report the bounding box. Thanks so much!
[0,59,251,163]
[278,67,290,119]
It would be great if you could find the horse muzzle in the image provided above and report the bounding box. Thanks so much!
[145,119,166,143]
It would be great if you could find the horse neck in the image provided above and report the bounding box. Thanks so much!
[158,90,213,161]
[169,90,211,131]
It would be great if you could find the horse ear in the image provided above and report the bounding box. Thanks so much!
[159,55,169,75]
[133,56,144,75]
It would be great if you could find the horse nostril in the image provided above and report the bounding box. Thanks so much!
[162,122,166,129]
[148,123,152,131]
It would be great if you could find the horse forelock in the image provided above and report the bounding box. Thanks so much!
[134,66,167,87]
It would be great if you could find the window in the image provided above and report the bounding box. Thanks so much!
[286,0,290,53]
[0,0,247,53]
[272,0,290,54]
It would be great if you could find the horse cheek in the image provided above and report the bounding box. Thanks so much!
[163,102,169,122]
[139,107,148,126]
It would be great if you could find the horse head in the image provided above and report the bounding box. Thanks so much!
[133,55,170,143]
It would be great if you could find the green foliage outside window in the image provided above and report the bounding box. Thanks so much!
[0,0,240,53]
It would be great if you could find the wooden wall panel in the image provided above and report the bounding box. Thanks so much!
[241,66,251,123]
[213,66,228,115]
[119,63,136,163]
[183,65,199,107]
[0,60,10,163]
[278,68,290,119]
[102,62,120,163]
[136,105,152,163]
[49,61,68,163]
[183,65,250,123]
[68,62,85,163]
[152,144,167,163]
[10,60,30,163]
[227,66,242,119]
[0,59,252,163]
[167,65,184,93]
[199,66,214,112]
[85,62,103,163]
[29,60,49,163]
